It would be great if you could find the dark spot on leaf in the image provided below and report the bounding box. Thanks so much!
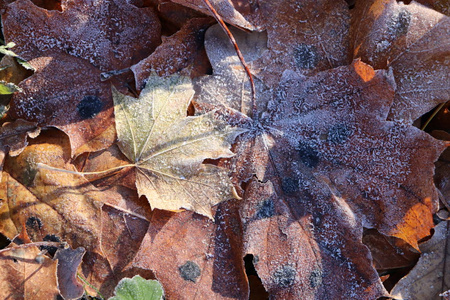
[297,141,320,168]
[328,124,352,144]
[26,216,43,230]
[309,269,323,288]
[389,10,411,36]
[294,44,319,69]
[253,255,260,265]
[77,95,103,119]
[273,265,296,288]
[281,177,299,196]
[41,234,61,256]
[255,199,275,219]
[179,261,201,282]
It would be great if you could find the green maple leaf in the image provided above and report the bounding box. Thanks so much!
[113,73,243,218]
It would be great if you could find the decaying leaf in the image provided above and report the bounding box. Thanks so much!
[195,25,446,297]
[351,0,450,123]
[0,245,59,299]
[113,73,243,218]
[0,119,40,181]
[0,129,153,298]
[171,0,258,30]
[132,18,214,90]
[131,203,249,299]
[2,0,161,154]
[54,247,86,300]
[251,0,351,87]
[391,221,450,300]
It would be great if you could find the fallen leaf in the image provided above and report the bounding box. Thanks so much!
[54,247,86,300]
[362,229,419,271]
[113,73,242,218]
[391,220,450,300]
[351,0,450,122]
[251,0,351,87]
[2,0,161,154]
[171,0,258,30]
[416,0,450,15]
[131,17,214,90]
[0,129,154,298]
[195,25,446,295]
[0,244,59,299]
[0,119,40,181]
[131,203,249,299]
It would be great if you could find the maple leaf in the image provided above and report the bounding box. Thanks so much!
[171,0,258,30]
[0,129,152,298]
[195,25,446,298]
[2,0,161,154]
[0,119,40,181]
[0,245,59,299]
[113,73,243,218]
[351,0,450,123]
[391,220,450,299]
[131,205,249,299]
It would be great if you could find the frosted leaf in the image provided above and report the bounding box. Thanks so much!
[113,73,243,219]
[251,0,351,87]
[2,0,161,154]
[351,0,450,122]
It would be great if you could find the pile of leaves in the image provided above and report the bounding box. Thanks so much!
[0,0,449,299]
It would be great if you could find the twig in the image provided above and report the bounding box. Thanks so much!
[0,241,65,256]
[202,0,258,121]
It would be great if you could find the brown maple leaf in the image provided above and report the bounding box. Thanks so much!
[2,0,161,154]
[351,0,450,123]
[195,24,446,298]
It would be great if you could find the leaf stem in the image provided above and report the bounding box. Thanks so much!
[202,0,258,121]
[421,102,446,131]
[37,163,135,176]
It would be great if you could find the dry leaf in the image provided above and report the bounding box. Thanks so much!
[132,18,214,90]
[171,0,257,30]
[0,119,40,181]
[113,73,242,218]
[54,247,86,300]
[251,0,351,87]
[2,0,161,154]
[391,221,450,300]
[0,245,59,299]
[131,204,249,299]
[195,26,446,295]
[351,0,450,122]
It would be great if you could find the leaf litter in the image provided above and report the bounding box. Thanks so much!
[113,73,243,219]
[0,0,449,299]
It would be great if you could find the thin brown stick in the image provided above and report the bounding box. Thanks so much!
[202,0,258,121]
[0,241,65,256]
[421,102,446,131]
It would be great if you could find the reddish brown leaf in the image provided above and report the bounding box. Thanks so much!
[362,229,419,271]
[0,245,59,299]
[197,48,445,296]
[54,247,86,300]
[2,0,161,154]
[351,0,450,122]
[252,0,351,87]
[171,0,257,30]
[0,119,40,181]
[131,205,249,299]
[132,18,214,90]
